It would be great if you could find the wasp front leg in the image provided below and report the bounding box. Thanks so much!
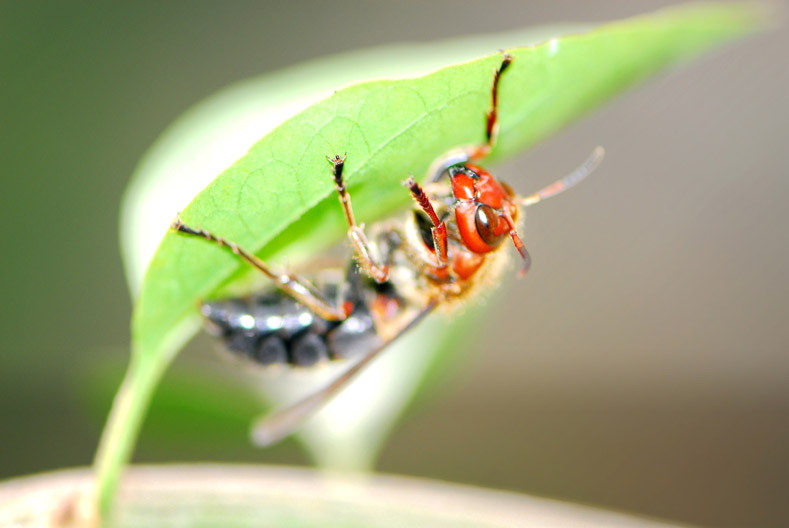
[474,52,512,160]
[327,154,389,283]
[170,216,350,321]
[404,176,448,269]
[431,53,512,181]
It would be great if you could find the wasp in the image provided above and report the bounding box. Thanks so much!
[171,53,604,446]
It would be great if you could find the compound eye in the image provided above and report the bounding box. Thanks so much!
[475,205,506,247]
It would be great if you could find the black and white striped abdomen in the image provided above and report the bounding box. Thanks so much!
[201,290,381,367]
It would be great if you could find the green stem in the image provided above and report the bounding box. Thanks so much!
[91,355,163,517]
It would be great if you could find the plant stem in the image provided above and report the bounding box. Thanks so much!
[91,355,163,518]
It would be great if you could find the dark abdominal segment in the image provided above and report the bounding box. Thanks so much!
[201,288,380,367]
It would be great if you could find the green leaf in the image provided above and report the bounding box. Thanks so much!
[95,2,764,517]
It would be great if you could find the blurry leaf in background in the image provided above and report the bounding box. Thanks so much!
[96,1,764,514]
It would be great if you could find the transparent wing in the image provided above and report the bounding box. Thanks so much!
[250,301,437,446]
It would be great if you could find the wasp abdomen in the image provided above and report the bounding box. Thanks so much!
[201,289,381,367]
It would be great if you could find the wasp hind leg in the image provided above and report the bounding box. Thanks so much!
[327,154,389,283]
[170,216,350,321]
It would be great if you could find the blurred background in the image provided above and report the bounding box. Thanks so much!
[2,1,787,526]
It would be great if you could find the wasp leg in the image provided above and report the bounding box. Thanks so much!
[327,154,389,283]
[170,216,350,321]
[431,52,512,182]
[475,52,513,159]
[404,177,448,268]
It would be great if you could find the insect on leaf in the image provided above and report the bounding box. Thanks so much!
[95,2,765,518]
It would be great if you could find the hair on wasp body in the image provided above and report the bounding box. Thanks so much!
[171,52,605,446]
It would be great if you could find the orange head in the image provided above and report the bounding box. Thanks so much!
[448,164,531,277]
